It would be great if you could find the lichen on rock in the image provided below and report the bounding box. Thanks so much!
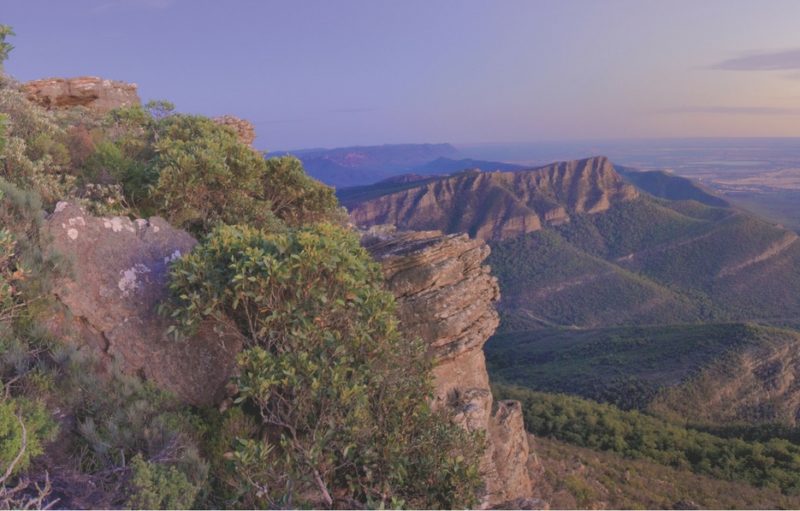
[43,202,240,406]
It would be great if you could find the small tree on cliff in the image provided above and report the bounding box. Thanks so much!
[166,223,482,509]
[0,25,13,72]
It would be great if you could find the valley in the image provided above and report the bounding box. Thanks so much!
[340,153,800,507]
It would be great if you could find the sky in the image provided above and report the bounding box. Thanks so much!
[4,0,800,150]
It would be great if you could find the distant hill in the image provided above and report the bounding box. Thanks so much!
[343,156,638,240]
[411,157,525,174]
[617,166,730,207]
[272,143,461,188]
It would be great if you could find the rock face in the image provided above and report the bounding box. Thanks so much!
[44,202,241,406]
[213,115,256,147]
[22,77,140,113]
[345,156,638,241]
[364,228,533,507]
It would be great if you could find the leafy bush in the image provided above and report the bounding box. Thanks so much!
[127,454,200,510]
[498,385,800,494]
[166,224,482,508]
[0,87,73,206]
[0,397,56,477]
[149,115,280,234]
[0,179,61,309]
[261,155,344,226]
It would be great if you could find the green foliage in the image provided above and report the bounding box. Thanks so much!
[498,385,800,494]
[262,155,344,226]
[0,113,6,155]
[0,397,56,477]
[127,454,200,510]
[0,25,13,69]
[60,354,207,482]
[486,323,762,410]
[0,87,73,205]
[535,435,800,510]
[488,229,706,329]
[150,115,280,234]
[167,224,482,508]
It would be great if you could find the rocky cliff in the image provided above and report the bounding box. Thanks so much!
[22,76,140,113]
[363,228,534,508]
[44,202,240,406]
[345,156,638,241]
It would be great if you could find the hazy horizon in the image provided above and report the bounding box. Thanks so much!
[6,0,800,149]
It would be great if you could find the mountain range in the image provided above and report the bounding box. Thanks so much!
[341,155,800,435]
[273,143,528,187]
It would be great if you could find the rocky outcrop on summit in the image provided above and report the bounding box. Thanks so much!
[22,76,140,113]
[364,228,534,507]
[345,156,638,241]
[213,115,257,147]
[43,202,240,406]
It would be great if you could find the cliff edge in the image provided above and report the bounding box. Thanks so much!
[364,228,535,508]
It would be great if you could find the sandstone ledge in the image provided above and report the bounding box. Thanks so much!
[364,227,534,507]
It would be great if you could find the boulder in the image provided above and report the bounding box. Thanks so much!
[22,77,140,113]
[44,202,241,406]
[364,227,534,508]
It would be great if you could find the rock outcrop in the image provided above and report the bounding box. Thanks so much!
[364,228,534,508]
[345,156,638,241]
[44,202,240,406]
[42,202,534,503]
[22,77,140,113]
[213,115,256,147]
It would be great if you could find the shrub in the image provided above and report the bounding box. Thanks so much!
[166,224,482,508]
[0,397,56,477]
[127,454,200,510]
[261,156,344,227]
[150,115,281,235]
[0,87,72,206]
[0,179,60,307]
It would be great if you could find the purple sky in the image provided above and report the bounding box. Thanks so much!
[4,0,800,150]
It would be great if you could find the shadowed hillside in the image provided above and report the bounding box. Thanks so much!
[617,165,730,207]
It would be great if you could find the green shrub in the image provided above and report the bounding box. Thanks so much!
[0,397,56,477]
[166,224,482,508]
[127,454,200,510]
[150,115,281,235]
[262,156,344,227]
[0,179,60,308]
[0,87,72,206]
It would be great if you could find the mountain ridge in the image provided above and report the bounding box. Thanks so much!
[344,156,638,241]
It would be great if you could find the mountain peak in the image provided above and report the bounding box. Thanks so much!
[342,156,638,240]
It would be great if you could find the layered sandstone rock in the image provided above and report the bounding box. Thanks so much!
[22,76,140,113]
[213,115,256,147]
[44,202,240,406]
[346,156,638,241]
[364,228,534,508]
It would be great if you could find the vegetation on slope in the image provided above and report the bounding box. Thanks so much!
[497,385,800,495]
[488,229,707,329]
[533,435,800,509]
[486,323,760,410]
[616,165,730,208]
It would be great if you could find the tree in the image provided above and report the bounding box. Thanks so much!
[0,25,13,72]
[166,224,482,508]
